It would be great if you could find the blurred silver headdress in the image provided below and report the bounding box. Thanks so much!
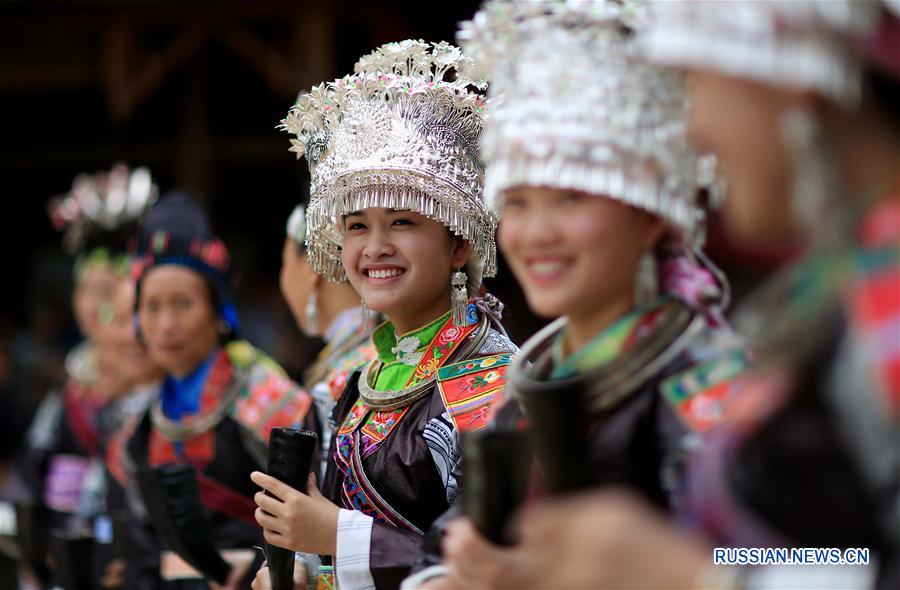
[458,0,712,245]
[48,162,159,255]
[280,40,496,282]
[639,0,882,105]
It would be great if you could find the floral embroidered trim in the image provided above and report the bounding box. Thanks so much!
[392,335,424,367]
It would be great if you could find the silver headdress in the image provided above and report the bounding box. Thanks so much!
[285,204,308,245]
[48,162,159,255]
[280,40,495,282]
[639,0,882,106]
[458,0,710,245]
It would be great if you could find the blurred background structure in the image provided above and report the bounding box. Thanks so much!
[0,0,781,425]
[0,0,486,409]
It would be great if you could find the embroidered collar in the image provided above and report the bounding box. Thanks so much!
[551,296,673,378]
[160,348,220,421]
[151,348,248,442]
[372,311,450,366]
[509,299,704,416]
[359,310,488,410]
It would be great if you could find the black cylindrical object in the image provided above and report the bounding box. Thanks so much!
[518,379,590,494]
[265,428,318,590]
[15,502,52,587]
[109,510,129,563]
[134,465,232,585]
[51,530,95,590]
[463,429,533,545]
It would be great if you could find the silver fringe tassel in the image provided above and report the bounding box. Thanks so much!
[451,270,470,327]
[306,173,498,283]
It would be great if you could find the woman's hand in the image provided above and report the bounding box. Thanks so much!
[250,471,340,556]
[443,489,710,589]
[442,518,530,589]
[516,489,710,588]
[99,558,126,588]
[250,561,307,590]
[210,553,256,590]
[250,564,272,590]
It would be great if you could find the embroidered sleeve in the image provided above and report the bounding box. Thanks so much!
[335,508,376,590]
[232,361,314,443]
[436,353,513,433]
[478,328,518,356]
[423,412,462,504]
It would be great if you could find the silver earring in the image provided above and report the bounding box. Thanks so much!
[780,107,839,231]
[451,270,470,327]
[361,299,371,327]
[634,252,658,307]
[304,290,319,337]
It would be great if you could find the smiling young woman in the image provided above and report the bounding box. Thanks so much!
[250,40,517,590]
[340,208,471,335]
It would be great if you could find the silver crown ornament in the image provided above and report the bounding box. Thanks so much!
[280,40,496,282]
[458,0,713,246]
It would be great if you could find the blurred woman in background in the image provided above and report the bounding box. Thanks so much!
[448,1,900,588]
[106,192,318,590]
[27,163,157,588]
[407,2,741,587]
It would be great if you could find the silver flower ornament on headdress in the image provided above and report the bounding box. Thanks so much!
[48,162,159,255]
[280,40,496,282]
[458,0,712,246]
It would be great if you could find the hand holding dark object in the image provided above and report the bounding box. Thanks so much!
[262,428,318,590]
[251,472,340,555]
[134,464,232,585]
[444,490,710,589]
[462,429,533,545]
[251,562,307,590]
[517,379,590,494]
[50,530,95,590]
[442,518,527,589]
[514,490,710,589]
[99,558,126,589]
[15,502,52,587]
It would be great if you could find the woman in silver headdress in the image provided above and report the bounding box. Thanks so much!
[403,1,742,588]
[440,1,900,589]
[250,40,517,590]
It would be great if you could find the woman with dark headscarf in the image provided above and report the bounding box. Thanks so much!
[106,193,318,589]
